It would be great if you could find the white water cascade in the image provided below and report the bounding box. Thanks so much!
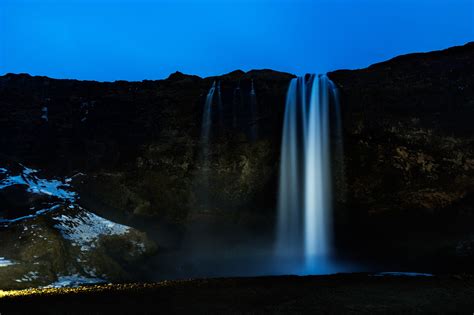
[197,81,217,208]
[201,81,216,143]
[275,74,341,274]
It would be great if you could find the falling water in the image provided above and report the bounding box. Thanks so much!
[201,81,216,143]
[217,81,224,128]
[249,79,258,140]
[198,81,216,208]
[232,84,242,129]
[275,74,340,274]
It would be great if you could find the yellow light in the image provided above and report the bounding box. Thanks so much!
[0,279,198,299]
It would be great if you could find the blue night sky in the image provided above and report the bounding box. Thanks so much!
[1,0,473,81]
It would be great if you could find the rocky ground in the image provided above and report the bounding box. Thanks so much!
[0,162,156,289]
[1,273,474,314]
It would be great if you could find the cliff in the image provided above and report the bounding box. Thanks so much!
[0,42,473,287]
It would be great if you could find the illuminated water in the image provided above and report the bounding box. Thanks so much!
[276,74,340,274]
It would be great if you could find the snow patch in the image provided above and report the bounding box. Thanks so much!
[373,272,433,277]
[53,211,130,251]
[42,274,106,288]
[0,166,76,201]
[0,257,15,267]
[15,271,40,282]
[41,107,48,121]
[0,204,60,223]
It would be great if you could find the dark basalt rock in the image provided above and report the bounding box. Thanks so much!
[0,204,156,289]
[0,42,473,277]
[0,163,156,289]
[328,42,474,268]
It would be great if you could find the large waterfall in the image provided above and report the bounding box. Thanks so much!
[275,74,340,274]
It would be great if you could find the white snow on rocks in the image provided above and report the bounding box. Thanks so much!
[0,204,61,223]
[0,257,16,267]
[0,166,76,202]
[41,106,48,121]
[15,271,40,282]
[53,211,130,251]
[42,274,106,288]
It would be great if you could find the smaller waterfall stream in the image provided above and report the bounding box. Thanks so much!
[232,84,241,129]
[198,81,216,209]
[249,79,258,140]
[201,81,216,143]
[217,81,224,128]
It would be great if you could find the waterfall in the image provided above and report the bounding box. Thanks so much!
[275,74,340,274]
[201,81,216,143]
[198,81,216,209]
[232,84,241,129]
[217,81,224,128]
[249,79,258,140]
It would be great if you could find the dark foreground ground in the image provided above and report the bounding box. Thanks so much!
[1,273,474,314]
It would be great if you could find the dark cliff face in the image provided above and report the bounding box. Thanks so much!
[0,70,292,223]
[328,42,474,268]
[0,70,294,286]
[0,42,473,281]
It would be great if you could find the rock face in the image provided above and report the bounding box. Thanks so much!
[0,164,156,289]
[0,70,292,225]
[328,42,474,268]
[0,42,473,283]
[0,69,293,285]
